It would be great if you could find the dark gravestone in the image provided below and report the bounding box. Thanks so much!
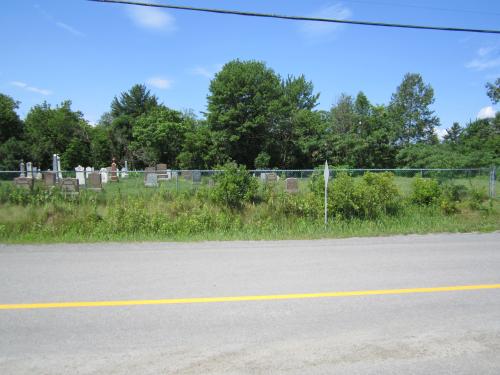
[14,177,34,190]
[181,171,193,181]
[43,172,56,188]
[88,172,102,191]
[265,172,278,183]
[60,178,79,194]
[156,163,169,181]
[285,178,299,193]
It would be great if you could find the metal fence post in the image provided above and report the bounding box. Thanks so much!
[176,170,179,193]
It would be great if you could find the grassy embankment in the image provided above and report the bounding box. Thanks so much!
[0,173,498,243]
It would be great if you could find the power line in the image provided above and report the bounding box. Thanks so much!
[87,0,500,34]
[341,0,500,17]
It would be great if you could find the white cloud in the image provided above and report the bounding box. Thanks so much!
[127,7,176,31]
[190,66,215,79]
[466,45,500,71]
[299,4,352,39]
[435,128,448,140]
[147,77,172,89]
[10,81,52,96]
[56,22,85,37]
[477,106,496,119]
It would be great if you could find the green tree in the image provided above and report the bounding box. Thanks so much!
[130,106,191,167]
[443,122,462,145]
[177,125,228,169]
[486,77,500,104]
[0,93,24,143]
[207,60,282,167]
[111,84,159,118]
[24,101,89,168]
[389,73,440,145]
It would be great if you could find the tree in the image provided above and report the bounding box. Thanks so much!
[486,77,500,104]
[111,84,159,118]
[177,125,228,169]
[207,60,282,168]
[0,93,23,143]
[443,122,462,145]
[130,106,191,167]
[24,101,89,168]
[389,73,440,145]
[267,75,322,168]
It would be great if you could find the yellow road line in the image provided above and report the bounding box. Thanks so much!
[1,284,499,310]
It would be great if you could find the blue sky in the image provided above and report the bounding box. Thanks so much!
[1,0,499,135]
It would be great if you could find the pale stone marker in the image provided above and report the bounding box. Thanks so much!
[43,172,56,187]
[60,178,79,194]
[56,155,62,181]
[100,168,109,184]
[34,167,42,180]
[19,162,26,177]
[26,162,33,178]
[85,167,93,181]
[285,178,299,193]
[75,165,85,186]
[145,173,158,187]
[14,177,33,190]
[121,160,129,179]
[144,167,156,183]
[193,170,202,184]
[88,172,102,191]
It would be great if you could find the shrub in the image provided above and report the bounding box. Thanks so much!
[468,186,488,210]
[331,172,400,219]
[411,177,441,205]
[211,162,258,209]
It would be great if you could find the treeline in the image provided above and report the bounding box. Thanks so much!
[1,60,498,170]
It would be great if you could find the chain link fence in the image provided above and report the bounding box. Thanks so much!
[0,167,497,199]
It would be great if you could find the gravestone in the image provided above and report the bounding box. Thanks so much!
[34,167,42,180]
[145,173,158,187]
[85,166,93,180]
[156,163,170,181]
[144,167,156,183]
[60,178,79,194]
[120,160,129,179]
[265,172,278,183]
[207,178,215,187]
[87,172,102,191]
[181,170,192,181]
[110,158,119,182]
[43,172,56,187]
[56,155,62,181]
[14,177,33,190]
[19,162,26,177]
[192,170,202,184]
[100,168,109,184]
[26,162,33,178]
[75,165,85,186]
[285,178,299,193]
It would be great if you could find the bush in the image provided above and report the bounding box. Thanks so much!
[411,177,441,205]
[211,162,258,209]
[311,171,401,219]
[331,172,400,219]
[468,186,489,210]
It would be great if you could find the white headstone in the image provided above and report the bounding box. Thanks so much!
[19,162,26,177]
[100,168,109,184]
[26,162,33,178]
[75,165,85,186]
[145,173,158,187]
[35,167,42,180]
[57,155,62,180]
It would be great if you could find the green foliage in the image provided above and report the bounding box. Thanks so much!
[0,93,23,143]
[111,84,159,118]
[486,77,499,104]
[211,162,258,208]
[130,106,190,167]
[411,177,441,205]
[389,73,439,145]
[254,152,271,169]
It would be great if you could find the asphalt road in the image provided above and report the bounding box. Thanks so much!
[1,233,500,374]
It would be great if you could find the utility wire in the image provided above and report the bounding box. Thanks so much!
[88,0,500,34]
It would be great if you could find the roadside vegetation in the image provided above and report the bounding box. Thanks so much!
[0,164,497,243]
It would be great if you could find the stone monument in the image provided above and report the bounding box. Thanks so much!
[75,165,85,186]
